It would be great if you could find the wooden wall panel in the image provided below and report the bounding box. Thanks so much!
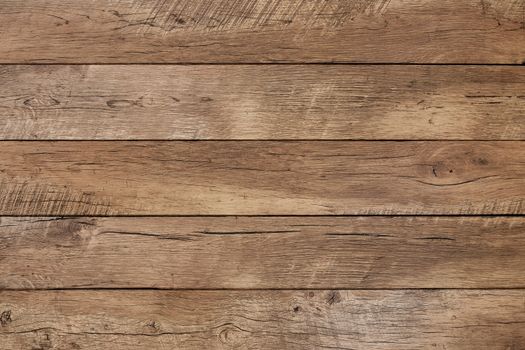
[1,216,524,289]
[0,141,523,215]
[1,65,524,140]
[2,290,524,349]
[1,0,524,63]
[1,0,524,345]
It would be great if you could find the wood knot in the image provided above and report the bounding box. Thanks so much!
[326,291,342,305]
[0,310,12,326]
[33,332,52,350]
[474,157,489,166]
[430,162,455,178]
[168,14,186,25]
[23,96,60,107]
[106,97,144,108]
[41,219,94,248]
[218,323,248,346]
[146,320,161,333]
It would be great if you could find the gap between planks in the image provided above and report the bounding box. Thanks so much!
[0,63,524,66]
[4,288,525,291]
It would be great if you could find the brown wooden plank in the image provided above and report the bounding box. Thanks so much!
[1,290,524,349]
[1,0,524,63]
[0,141,523,215]
[1,65,525,140]
[1,216,524,289]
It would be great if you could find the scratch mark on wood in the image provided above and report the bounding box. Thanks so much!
[0,180,114,215]
[114,0,393,34]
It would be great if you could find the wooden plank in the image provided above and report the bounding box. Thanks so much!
[1,216,524,289]
[2,65,525,140]
[1,290,524,349]
[0,0,524,63]
[0,141,523,215]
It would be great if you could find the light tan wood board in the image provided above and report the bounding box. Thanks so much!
[1,0,524,63]
[1,65,524,140]
[1,290,524,349]
[1,216,524,289]
[0,141,523,215]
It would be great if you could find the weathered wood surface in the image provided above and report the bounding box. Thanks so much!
[1,216,525,289]
[1,141,523,215]
[1,290,524,349]
[1,65,525,140]
[1,0,524,63]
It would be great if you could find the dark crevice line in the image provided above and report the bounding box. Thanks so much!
[0,139,524,142]
[2,287,525,291]
[2,329,210,337]
[0,62,524,66]
[0,214,524,218]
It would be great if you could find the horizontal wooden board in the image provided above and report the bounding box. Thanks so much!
[1,65,525,140]
[1,216,525,289]
[0,0,524,63]
[1,290,524,349]
[0,141,524,215]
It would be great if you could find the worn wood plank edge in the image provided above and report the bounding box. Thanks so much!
[1,0,524,63]
[1,290,524,349]
[0,141,523,215]
[2,65,525,140]
[2,216,524,289]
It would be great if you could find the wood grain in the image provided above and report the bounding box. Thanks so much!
[2,65,525,140]
[1,0,524,63]
[1,216,525,289]
[2,290,524,349]
[1,141,524,215]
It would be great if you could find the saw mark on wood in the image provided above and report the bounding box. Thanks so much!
[0,180,115,216]
[113,0,392,34]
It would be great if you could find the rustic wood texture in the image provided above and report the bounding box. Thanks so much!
[1,216,525,289]
[1,0,524,63]
[1,65,525,140]
[0,141,523,215]
[2,290,525,349]
[1,0,524,346]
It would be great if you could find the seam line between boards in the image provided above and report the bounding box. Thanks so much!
[0,62,524,66]
[0,214,524,218]
[0,140,524,142]
[2,288,525,292]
